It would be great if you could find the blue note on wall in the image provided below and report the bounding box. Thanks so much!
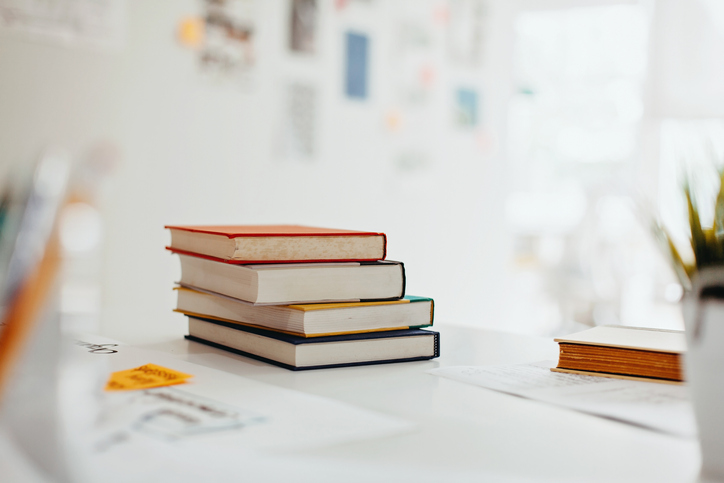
[345,32,369,99]
[455,88,478,127]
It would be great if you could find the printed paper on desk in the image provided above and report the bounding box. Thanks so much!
[68,334,415,453]
[93,386,266,449]
[428,360,696,438]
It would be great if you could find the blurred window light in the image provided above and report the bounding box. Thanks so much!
[658,118,724,250]
[505,187,587,235]
[508,4,649,168]
[59,202,103,253]
[502,4,652,335]
[664,283,684,304]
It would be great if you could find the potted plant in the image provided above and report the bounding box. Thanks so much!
[654,173,724,482]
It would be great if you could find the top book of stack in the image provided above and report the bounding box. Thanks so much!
[165,225,387,264]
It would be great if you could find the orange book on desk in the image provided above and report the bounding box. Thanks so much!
[165,225,387,264]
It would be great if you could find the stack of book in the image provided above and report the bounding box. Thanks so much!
[165,225,439,370]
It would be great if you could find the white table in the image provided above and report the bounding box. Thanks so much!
[137,324,701,483]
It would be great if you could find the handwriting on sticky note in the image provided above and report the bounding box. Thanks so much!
[105,364,193,392]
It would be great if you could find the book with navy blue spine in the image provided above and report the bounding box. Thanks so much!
[185,316,440,371]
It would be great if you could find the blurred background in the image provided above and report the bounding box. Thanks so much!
[1,0,722,343]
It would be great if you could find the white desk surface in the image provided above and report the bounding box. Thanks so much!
[135,323,700,483]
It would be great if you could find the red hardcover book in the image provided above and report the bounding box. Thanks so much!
[165,225,387,263]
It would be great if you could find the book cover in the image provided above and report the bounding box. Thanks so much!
[554,325,685,354]
[174,291,433,337]
[185,317,440,371]
[184,336,440,371]
[165,247,385,265]
[176,257,406,305]
[289,295,433,312]
[165,225,385,237]
[190,317,436,345]
[165,225,387,263]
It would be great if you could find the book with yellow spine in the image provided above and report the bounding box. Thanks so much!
[175,287,433,337]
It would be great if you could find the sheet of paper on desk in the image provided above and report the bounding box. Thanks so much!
[65,334,415,456]
[428,361,696,438]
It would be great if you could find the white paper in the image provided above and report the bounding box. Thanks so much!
[18,335,579,482]
[64,335,415,454]
[198,0,256,85]
[0,0,125,50]
[429,361,696,438]
[277,80,318,162]
[79,430,544,483]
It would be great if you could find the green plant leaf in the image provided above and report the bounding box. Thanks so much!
[714,169,724,239]
[705,228,724,265]
[686,184,708,268]
[650,219,692,290]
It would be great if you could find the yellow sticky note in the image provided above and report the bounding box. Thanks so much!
[105,363,193,392]
[178,16,205,49]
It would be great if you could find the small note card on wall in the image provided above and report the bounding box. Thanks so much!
[345,31,369,99]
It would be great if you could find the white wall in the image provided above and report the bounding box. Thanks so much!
[0,0,517,342]
[10,0,717,341]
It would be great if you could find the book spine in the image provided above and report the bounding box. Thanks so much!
[399,261,406,298]
[185,335,439,371]
[353,261,405,300]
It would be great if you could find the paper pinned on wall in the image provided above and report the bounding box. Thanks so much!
[289,0,317,54]
[345,31,369,99]
[392,19,436,106]
[386,5,440,174]
[0,0,126,50]
[446,0,488,67]
[394,151,431,173]
[194,0,257,86]
[277,81,318,161]
[454,88,479,127]
[334,0,373,13]
[429,360,697,438]
[384,109,403,132]
[177,16,205,49]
